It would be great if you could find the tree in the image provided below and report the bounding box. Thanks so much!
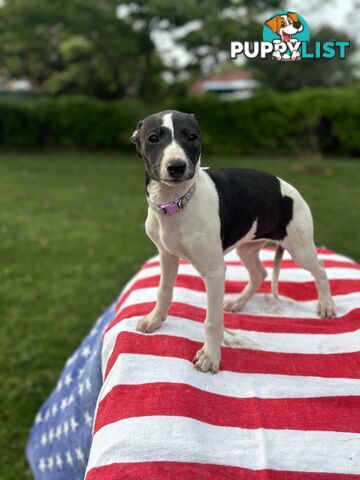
[0,0,285,99]
[249,26,356,91]
[0,0,166,99]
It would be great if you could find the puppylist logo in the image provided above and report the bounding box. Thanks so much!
[231,11,350,61]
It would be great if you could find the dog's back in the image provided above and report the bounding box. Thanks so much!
[205,168,294,250]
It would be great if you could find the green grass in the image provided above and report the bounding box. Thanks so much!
[0,153,359,479]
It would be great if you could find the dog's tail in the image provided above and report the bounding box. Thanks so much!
[272,244,284,300]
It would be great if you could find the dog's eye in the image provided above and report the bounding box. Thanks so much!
[148,134,159,143]
[187,133,198,142]
[281,21,286,26]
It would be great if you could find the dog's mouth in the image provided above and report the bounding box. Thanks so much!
[283,32,291,42]
[161,177,189,186]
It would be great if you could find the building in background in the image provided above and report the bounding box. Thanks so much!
[189,70,259,100]
[0,76,32,98]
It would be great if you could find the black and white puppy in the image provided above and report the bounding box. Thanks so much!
[131,110,336,373]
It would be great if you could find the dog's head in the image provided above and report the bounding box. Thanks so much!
[131,110,201,186]
[265,12,303,42]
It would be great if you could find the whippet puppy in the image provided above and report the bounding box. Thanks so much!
[131,110,336,373]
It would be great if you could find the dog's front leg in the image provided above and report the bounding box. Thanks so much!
[136,250,179,333]
[193,264,225,373]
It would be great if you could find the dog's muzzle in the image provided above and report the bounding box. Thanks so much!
[167,159,187,180]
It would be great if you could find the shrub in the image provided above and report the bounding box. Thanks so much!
[0,86,358,156]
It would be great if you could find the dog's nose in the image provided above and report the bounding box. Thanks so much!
[293,21,301,28]
[167,159,187,178]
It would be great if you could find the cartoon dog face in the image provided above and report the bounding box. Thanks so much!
[265,12,303,42]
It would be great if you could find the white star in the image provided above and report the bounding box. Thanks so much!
[56,379,63,391]
[64,373,73,386]
[55,424,62,439]
[38,458,46,472]
[63,421,69,436]
[84,411,92,427]
[60,397,68,411]
[70,416,79,432]
[75,447,85,462]
[78,382,84,396]
[44,409,51,421]
[77,367,85,379]
[48,428,55,443]
[40,433,47,446]
[85,378,92,392]
[55,453,63,469]
[66,352,78,366]
[81,346,91,358]
[47,456,54,470]
[65,451,73,466]
[51,404,58,417]
[89,327,98,337]
[67,393,74,406]
[35,412,43,424]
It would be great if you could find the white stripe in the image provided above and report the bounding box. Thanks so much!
[86,416,360,474]
[117,287,360,319]
[102,315,360,369]
[100,353,360,401]
[128,264,360,284]
[162,112,174,138]
[143,250,355,265]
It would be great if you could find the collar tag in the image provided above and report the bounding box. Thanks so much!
[160,199,181,215]
[147,183,196,216]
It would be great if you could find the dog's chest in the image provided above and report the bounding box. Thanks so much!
[146,208,208,259]
[145,171,222,259]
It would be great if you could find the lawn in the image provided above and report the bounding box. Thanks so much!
[0,153,359,479]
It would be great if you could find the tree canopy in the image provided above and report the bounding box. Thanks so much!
[0,0,356,99]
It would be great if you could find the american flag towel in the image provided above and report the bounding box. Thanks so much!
[27,247,360,480]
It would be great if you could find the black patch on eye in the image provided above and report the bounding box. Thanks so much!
[148,134,159,143]
[171,112,202,167]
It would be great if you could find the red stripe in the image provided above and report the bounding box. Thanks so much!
[115,275,360,311]
[94,383,360,434]
[143,259,358,270]
[106,301,360,335]
[104,331,360,379]
[86,461,360,480]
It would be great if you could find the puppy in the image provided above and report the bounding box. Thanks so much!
[131,110,336,373]
[265,12,303,60]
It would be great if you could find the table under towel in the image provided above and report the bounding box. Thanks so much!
[27,247,360,480]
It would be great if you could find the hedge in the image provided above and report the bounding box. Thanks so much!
[0,85,359,156]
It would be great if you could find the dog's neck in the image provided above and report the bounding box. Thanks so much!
[147,167,199,205]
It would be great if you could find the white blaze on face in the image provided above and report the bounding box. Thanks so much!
[160,112,188,179]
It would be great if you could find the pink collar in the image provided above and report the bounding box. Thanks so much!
[147,183,196,215]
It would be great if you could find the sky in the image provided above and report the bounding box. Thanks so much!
[286,0,358,31]
[152,0,359,69]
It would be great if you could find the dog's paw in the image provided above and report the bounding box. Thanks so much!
[291,50,301,60]
[223,296,247,313]
[136,312,164,333]
[193,345,220,373]
[317,299,336,318]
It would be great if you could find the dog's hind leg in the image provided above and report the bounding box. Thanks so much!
[284,239,336,318]
[223,240,267,313]
[281,192,336,318]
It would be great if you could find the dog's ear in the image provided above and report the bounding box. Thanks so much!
[287,12,299,23]
[265,15,280,33]
[130,120,143,145]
